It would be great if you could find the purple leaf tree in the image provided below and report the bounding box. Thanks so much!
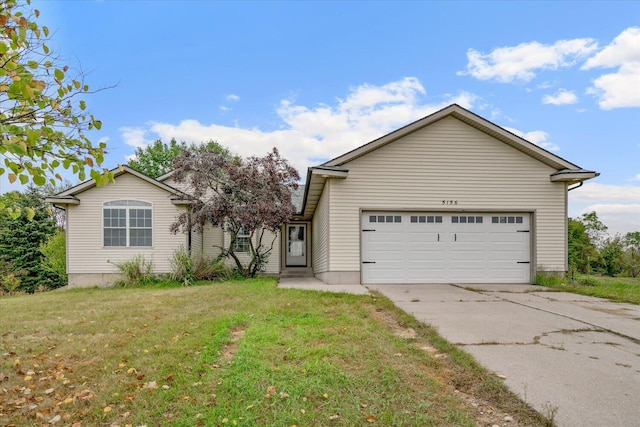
[170,147,300,277]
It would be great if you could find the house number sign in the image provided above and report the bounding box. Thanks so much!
[442,200,458,205]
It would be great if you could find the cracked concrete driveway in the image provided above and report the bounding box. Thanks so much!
[368,284,640,427]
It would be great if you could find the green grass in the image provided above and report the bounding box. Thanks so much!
[0,278,549,426]
[536,273,640,304]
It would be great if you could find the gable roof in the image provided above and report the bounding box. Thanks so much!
[46,165,191,205]
[294,103,598,220]
[323,103,583,171]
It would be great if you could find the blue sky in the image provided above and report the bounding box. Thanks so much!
[5,1,640,234]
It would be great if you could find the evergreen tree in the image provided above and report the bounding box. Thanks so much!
[0,188,60,292]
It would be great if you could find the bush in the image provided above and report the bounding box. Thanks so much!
[535,271,566,286]
[40,231,67,284]
[169,247,231,285]
[114,255,155,286]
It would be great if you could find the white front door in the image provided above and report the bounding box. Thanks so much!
[286,224,307,266]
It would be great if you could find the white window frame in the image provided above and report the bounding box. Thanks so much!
[103,200,153,247]
[233,227,250,252]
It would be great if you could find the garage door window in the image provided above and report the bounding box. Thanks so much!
[370,215,401,223]
[492,216,524,224]
[452,216,483,224]
[411,215,442,223]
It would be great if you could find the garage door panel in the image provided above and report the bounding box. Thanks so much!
[449,250,486,261]
[368,250,404,260]
[408,250,446,261]
[453,232,487,242]
[489,250,527,261]
[362,212,531,284]
[490,233,528,243]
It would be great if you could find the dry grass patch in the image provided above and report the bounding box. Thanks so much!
[1,279,549,426]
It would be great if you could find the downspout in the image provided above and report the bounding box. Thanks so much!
[567,181,583,192]
[187,208,192,253]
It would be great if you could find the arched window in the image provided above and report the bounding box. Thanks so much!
[103,200,152,247]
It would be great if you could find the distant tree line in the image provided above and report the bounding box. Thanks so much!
[569,212,639,278]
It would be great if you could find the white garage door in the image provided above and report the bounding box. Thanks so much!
[361,212,531,284]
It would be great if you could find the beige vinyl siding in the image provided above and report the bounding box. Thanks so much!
[202,225,224,258]
[66,173,188,274]
[190,228,203,255]
[222,228,281,274]
[312,183,329,273]
[329,116,566,274]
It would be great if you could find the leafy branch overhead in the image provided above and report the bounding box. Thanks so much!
[0,0,113,208]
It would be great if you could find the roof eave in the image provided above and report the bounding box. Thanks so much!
[322,104,580,171]
[550,170,600,183]
[55,165,187,198]
[44,196,80,205]
[298,167,348,218]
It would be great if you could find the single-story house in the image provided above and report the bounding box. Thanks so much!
[47,104,598,287]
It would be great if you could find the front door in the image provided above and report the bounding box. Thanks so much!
[286,224,307,266]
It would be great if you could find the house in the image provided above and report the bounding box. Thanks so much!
[47,104,598,287]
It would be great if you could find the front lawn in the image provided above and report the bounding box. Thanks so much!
[1,278,548,426]
[536,274,640,304]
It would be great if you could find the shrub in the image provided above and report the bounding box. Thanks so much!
[114,255,155,286]
[40,231,67,284]
[169,247,231,285]
[535,271,565,286]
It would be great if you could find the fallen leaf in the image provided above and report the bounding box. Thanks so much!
[48,414,61,424]
[24,375,33,382]
[45,388,55,395]
[265,385,277,398]
[143,381,158,390]
[366,414,377,423]
[103,406,112,413]
[329,414,340,420]
[322,393,329,399]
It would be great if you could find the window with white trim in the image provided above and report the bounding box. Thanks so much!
[233,227,250,252]
[103,200,152,247]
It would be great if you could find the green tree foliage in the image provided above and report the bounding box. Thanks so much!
[600,236,625,277]
[568,217,600,275]
[580,211,608,249]
[40,229,66,282]
[1,0,112,217]
[128,138,231,178]
[623,232,640,277]
[0,188,62,292]
[568,212,639,277]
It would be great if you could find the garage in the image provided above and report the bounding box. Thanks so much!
[361,212,531,284]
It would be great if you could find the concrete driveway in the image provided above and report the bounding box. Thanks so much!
[368,284,640,427]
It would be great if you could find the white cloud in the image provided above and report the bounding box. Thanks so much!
[585,62,640,109]
[631,174,640,182]
[226,94,240,101]
[569,182,640,203]
[578,204,640,235]
[503,127,559,151]
[542,89,578,105]
[459,38,598,82]
[124,78,479,176]
[582,27,640,109]
[570,183,640,235]
[219,106,231,112]
[119,127,150,149]
[583,27,640,68]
